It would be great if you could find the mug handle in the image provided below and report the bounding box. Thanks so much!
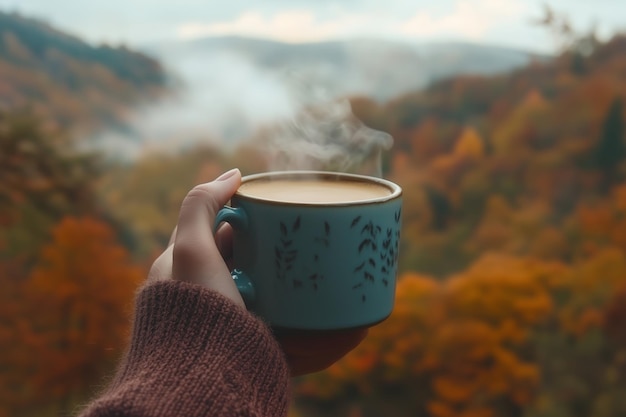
[214,207,256,306]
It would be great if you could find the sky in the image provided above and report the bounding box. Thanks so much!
[0,0,624,53]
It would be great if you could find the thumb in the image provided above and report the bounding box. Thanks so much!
[172,168,244,307]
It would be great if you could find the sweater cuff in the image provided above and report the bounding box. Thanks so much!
[108,280,290,416]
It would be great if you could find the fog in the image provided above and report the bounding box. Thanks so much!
[87,37,538,160]
[89,49,300,159]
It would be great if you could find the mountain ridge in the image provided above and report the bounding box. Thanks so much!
[0,11,168,134]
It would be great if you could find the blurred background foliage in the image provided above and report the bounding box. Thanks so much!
[1,5,626,417]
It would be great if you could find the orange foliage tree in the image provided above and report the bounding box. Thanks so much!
[573,184,626,258]
[425,255,557,417]
[18,217,143,414]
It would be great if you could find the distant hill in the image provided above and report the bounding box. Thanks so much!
[149,36,548,101]
[0,11,168,135]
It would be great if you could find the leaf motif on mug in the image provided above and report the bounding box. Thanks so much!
[293,279,303,289]
[352,283,363,290]
[280,222,287,236]
[308,273,318,280]
[358,239,372,253]
[394,208,402,223]
[368,258,376,267]
[350,215,362,228]
[382,278,388,287]
[292,216,301,232]
[324,221,330,236]
[353,261,365,272]
[281,239,293,247]
[275,247,282,260]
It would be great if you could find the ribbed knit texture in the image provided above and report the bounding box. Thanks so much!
[79,281,291,417]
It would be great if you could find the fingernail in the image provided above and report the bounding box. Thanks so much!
[216,168,240,181]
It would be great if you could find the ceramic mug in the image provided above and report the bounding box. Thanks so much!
[215,171,402,330]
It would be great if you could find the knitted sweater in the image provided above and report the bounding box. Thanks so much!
[79,280,291,417]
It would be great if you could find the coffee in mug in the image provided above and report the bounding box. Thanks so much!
[237,179,392,204]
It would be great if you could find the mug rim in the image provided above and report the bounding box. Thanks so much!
[235,170,402,207]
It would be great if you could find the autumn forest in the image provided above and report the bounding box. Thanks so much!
[2,10,626,417]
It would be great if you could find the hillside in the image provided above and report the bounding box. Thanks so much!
[0,11,168,135]
[93,33,626,417]
[292,33,626,416]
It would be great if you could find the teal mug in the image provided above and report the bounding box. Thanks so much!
[215,171,402,330]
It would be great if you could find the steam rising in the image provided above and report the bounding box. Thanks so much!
[261,97,393,177]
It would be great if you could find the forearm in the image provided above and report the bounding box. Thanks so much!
[79,281,290,417]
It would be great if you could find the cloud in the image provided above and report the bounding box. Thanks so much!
[400,0,525,40]
[176,0,526,43]
[177,10,369,43]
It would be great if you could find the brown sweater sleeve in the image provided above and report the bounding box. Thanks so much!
[79,281,291,417]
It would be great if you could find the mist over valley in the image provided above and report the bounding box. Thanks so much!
[94,35,545,157]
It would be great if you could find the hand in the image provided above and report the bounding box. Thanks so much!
[277,328,368,376]
[148,168,244,308]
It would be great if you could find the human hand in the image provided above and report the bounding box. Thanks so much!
[277,328,368,376]
[148,168,244,308]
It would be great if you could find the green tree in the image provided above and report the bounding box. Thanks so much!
[592,98,625,187]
